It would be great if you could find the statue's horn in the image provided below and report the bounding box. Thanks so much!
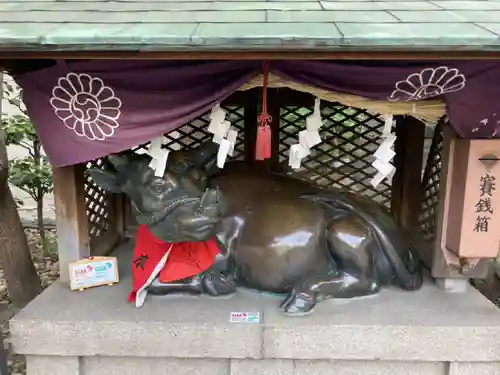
[186,141,219,170]
[107,153,130,172]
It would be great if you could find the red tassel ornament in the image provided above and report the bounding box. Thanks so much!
[255,61,272,160]
[255,118,271,160]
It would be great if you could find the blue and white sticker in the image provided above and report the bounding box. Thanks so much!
[230,312,260,324]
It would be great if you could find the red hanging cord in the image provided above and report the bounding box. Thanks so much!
[255,61,272,160]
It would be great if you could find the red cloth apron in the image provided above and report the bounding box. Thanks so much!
[128,224,219,306]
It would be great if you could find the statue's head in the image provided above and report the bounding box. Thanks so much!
[87,142,225,243]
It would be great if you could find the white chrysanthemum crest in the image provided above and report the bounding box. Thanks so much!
[50,72,122,141]
[388,66,466,102]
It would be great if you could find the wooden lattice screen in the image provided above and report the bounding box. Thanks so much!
[419,119,445,245]
[84,158,112,239]
[279,104,394,206]
[84,156,127,255]
[132,105,246,157]
[84,92,434,245]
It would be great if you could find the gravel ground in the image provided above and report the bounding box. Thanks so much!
[0,228,59,375]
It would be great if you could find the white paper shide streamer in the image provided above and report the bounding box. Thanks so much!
[370,114,396,188]
[289,97,323,170]
[208,104,238,168]
[148,136,169,177]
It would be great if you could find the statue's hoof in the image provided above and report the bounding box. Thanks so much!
[201,273,236,296]
[279,293,294,310]
[282,293,316,316]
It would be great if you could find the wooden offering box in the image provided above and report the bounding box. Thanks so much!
[446,139,500,259]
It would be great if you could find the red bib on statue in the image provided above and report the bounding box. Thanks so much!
[129,224,219,307]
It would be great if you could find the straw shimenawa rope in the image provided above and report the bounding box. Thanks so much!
[238,73,446,123]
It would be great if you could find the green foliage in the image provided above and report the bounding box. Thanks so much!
[2,114,37,146]
[9,157,53,200]
[2,76,54,252]
[1,77,53,199]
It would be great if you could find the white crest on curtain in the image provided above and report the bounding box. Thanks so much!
[473,113,499,137]
[388,66,466,101]
[50,73,122,141]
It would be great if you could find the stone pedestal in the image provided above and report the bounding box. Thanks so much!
[11,243,500,375]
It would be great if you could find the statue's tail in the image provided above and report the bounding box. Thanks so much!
[303,192,423,291]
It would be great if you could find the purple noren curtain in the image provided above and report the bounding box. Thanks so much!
[16,60,259,166]
[14,59,500,167]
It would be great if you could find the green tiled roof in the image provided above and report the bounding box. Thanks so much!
[1,0,500,51]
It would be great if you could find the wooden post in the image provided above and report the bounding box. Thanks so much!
[112,193,126,240]
[52,164,90,282]
[89,192,124,257]
[269,88,281,172]
[0,71,10,375]
[391,115,426,232]
[243,88,258,163]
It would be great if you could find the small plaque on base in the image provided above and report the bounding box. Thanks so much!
[230,312,260,324]
[69,256,119,291]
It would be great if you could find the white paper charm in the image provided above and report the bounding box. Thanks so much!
[217,138,231,168]
[211,120,231,144]
[371,120,396,188]
[372,159,395,177]
[306,113,322,131]
[314,97,321,113]
[380,133,396,149]
[305,129,322,148]
[370,172,386,188]
[306,98,323,131]
[207,104,239,169]
[288,144,304,170]
[374,144,396,164]
[382,114,394,137]
[288,98,324,171]
[147,136,169,177]
[298,130,313,155]
[208,104,227,134]
[226,127,238,156]
[154,150,169,177]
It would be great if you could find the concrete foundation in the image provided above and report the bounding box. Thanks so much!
[10,242,500,375]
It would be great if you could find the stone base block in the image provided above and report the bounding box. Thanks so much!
[24,357,500,375]
[26,356,79,375]
[11,243,500,375]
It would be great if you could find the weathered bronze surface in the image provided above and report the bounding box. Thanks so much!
[88,143,423,316]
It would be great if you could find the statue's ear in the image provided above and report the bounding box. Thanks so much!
[86,168,122,193]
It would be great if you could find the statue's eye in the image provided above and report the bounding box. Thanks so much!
[150,179,167,193]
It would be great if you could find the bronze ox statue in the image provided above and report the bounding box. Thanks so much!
[88,142,423,316]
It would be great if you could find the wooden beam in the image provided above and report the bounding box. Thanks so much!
[52,164,90,282]
[3,49,500,61]
[224,88,320,108]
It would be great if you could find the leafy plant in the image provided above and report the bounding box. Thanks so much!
[1,76,54,252]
